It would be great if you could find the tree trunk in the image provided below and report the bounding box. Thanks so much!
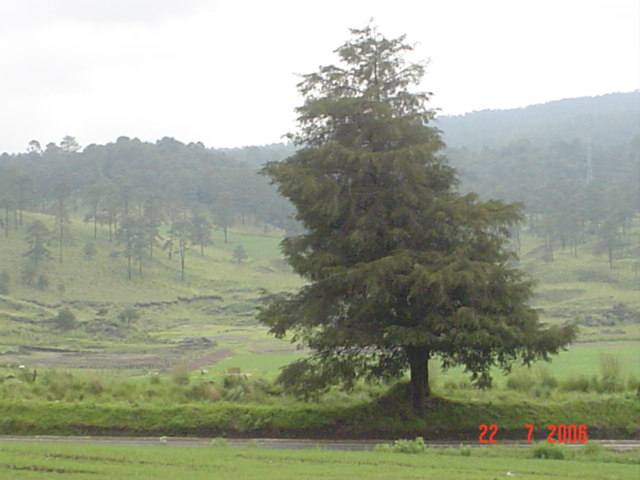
[404,346,430,417]
[58,221,63,263]
[127,243,132,280]
[180,250,185,281]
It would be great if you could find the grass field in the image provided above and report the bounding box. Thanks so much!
[0,212,638,441]
[0,212,637,377]
[0,441,637,480]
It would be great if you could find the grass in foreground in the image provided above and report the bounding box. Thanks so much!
[0,442,638,480]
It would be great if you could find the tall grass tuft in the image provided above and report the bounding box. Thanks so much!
[506,366,558,394]
[374,437,426,454]
[598,354,624,393]
[171,364,191,386]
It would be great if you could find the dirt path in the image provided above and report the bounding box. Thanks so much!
[188,349,234,369]
[0,436,637,451]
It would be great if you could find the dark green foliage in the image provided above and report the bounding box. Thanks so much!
[23,220,52,266]
[117,307,140,324]
[54,308,77,331]
[60,135,81,153]
[259,24,577,415]
[190,214,212,255]
[232,244,248,263]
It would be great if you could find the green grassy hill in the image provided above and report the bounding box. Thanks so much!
[0,212,303,374]
[519,220,640,342]
[0,211,638,383]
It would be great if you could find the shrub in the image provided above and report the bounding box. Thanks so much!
[0,417,17,433]
[581,442,605,458]
[210,437,229,447]
[223,385,248,402]
[232,244,248,263]
[225,374,255,391]
[85,378,105,395]
[54,308,76,331]
[118,307,140,324]
[171,364,190,386]
[374,437,426,454]
[251,377,282,396]
[531,442,566,460]
[209,386,222,402]
[186,383,219,402]
[41,370,76,400]
[222,375,253,401]
[373,443,394,453]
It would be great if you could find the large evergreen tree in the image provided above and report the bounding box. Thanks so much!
[23,220,53,267]
[258,25,576,416]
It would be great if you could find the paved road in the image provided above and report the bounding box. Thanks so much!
[0,436,638,451]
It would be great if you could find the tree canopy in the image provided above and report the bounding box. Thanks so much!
[259,24,577,415]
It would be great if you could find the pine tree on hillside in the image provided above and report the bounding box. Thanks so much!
[258,24,577,416]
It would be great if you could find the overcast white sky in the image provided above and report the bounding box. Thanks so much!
[1,0,638,154]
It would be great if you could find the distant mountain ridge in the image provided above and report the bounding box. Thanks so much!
[436,91,640,150]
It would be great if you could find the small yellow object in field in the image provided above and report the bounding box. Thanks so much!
[227,367,241,374]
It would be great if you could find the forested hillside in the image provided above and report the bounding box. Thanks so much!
[0,93,637,283]
[1,92,637,245]
[438,91,639,150]
[0,137,297,243]
[438,92,639,269]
